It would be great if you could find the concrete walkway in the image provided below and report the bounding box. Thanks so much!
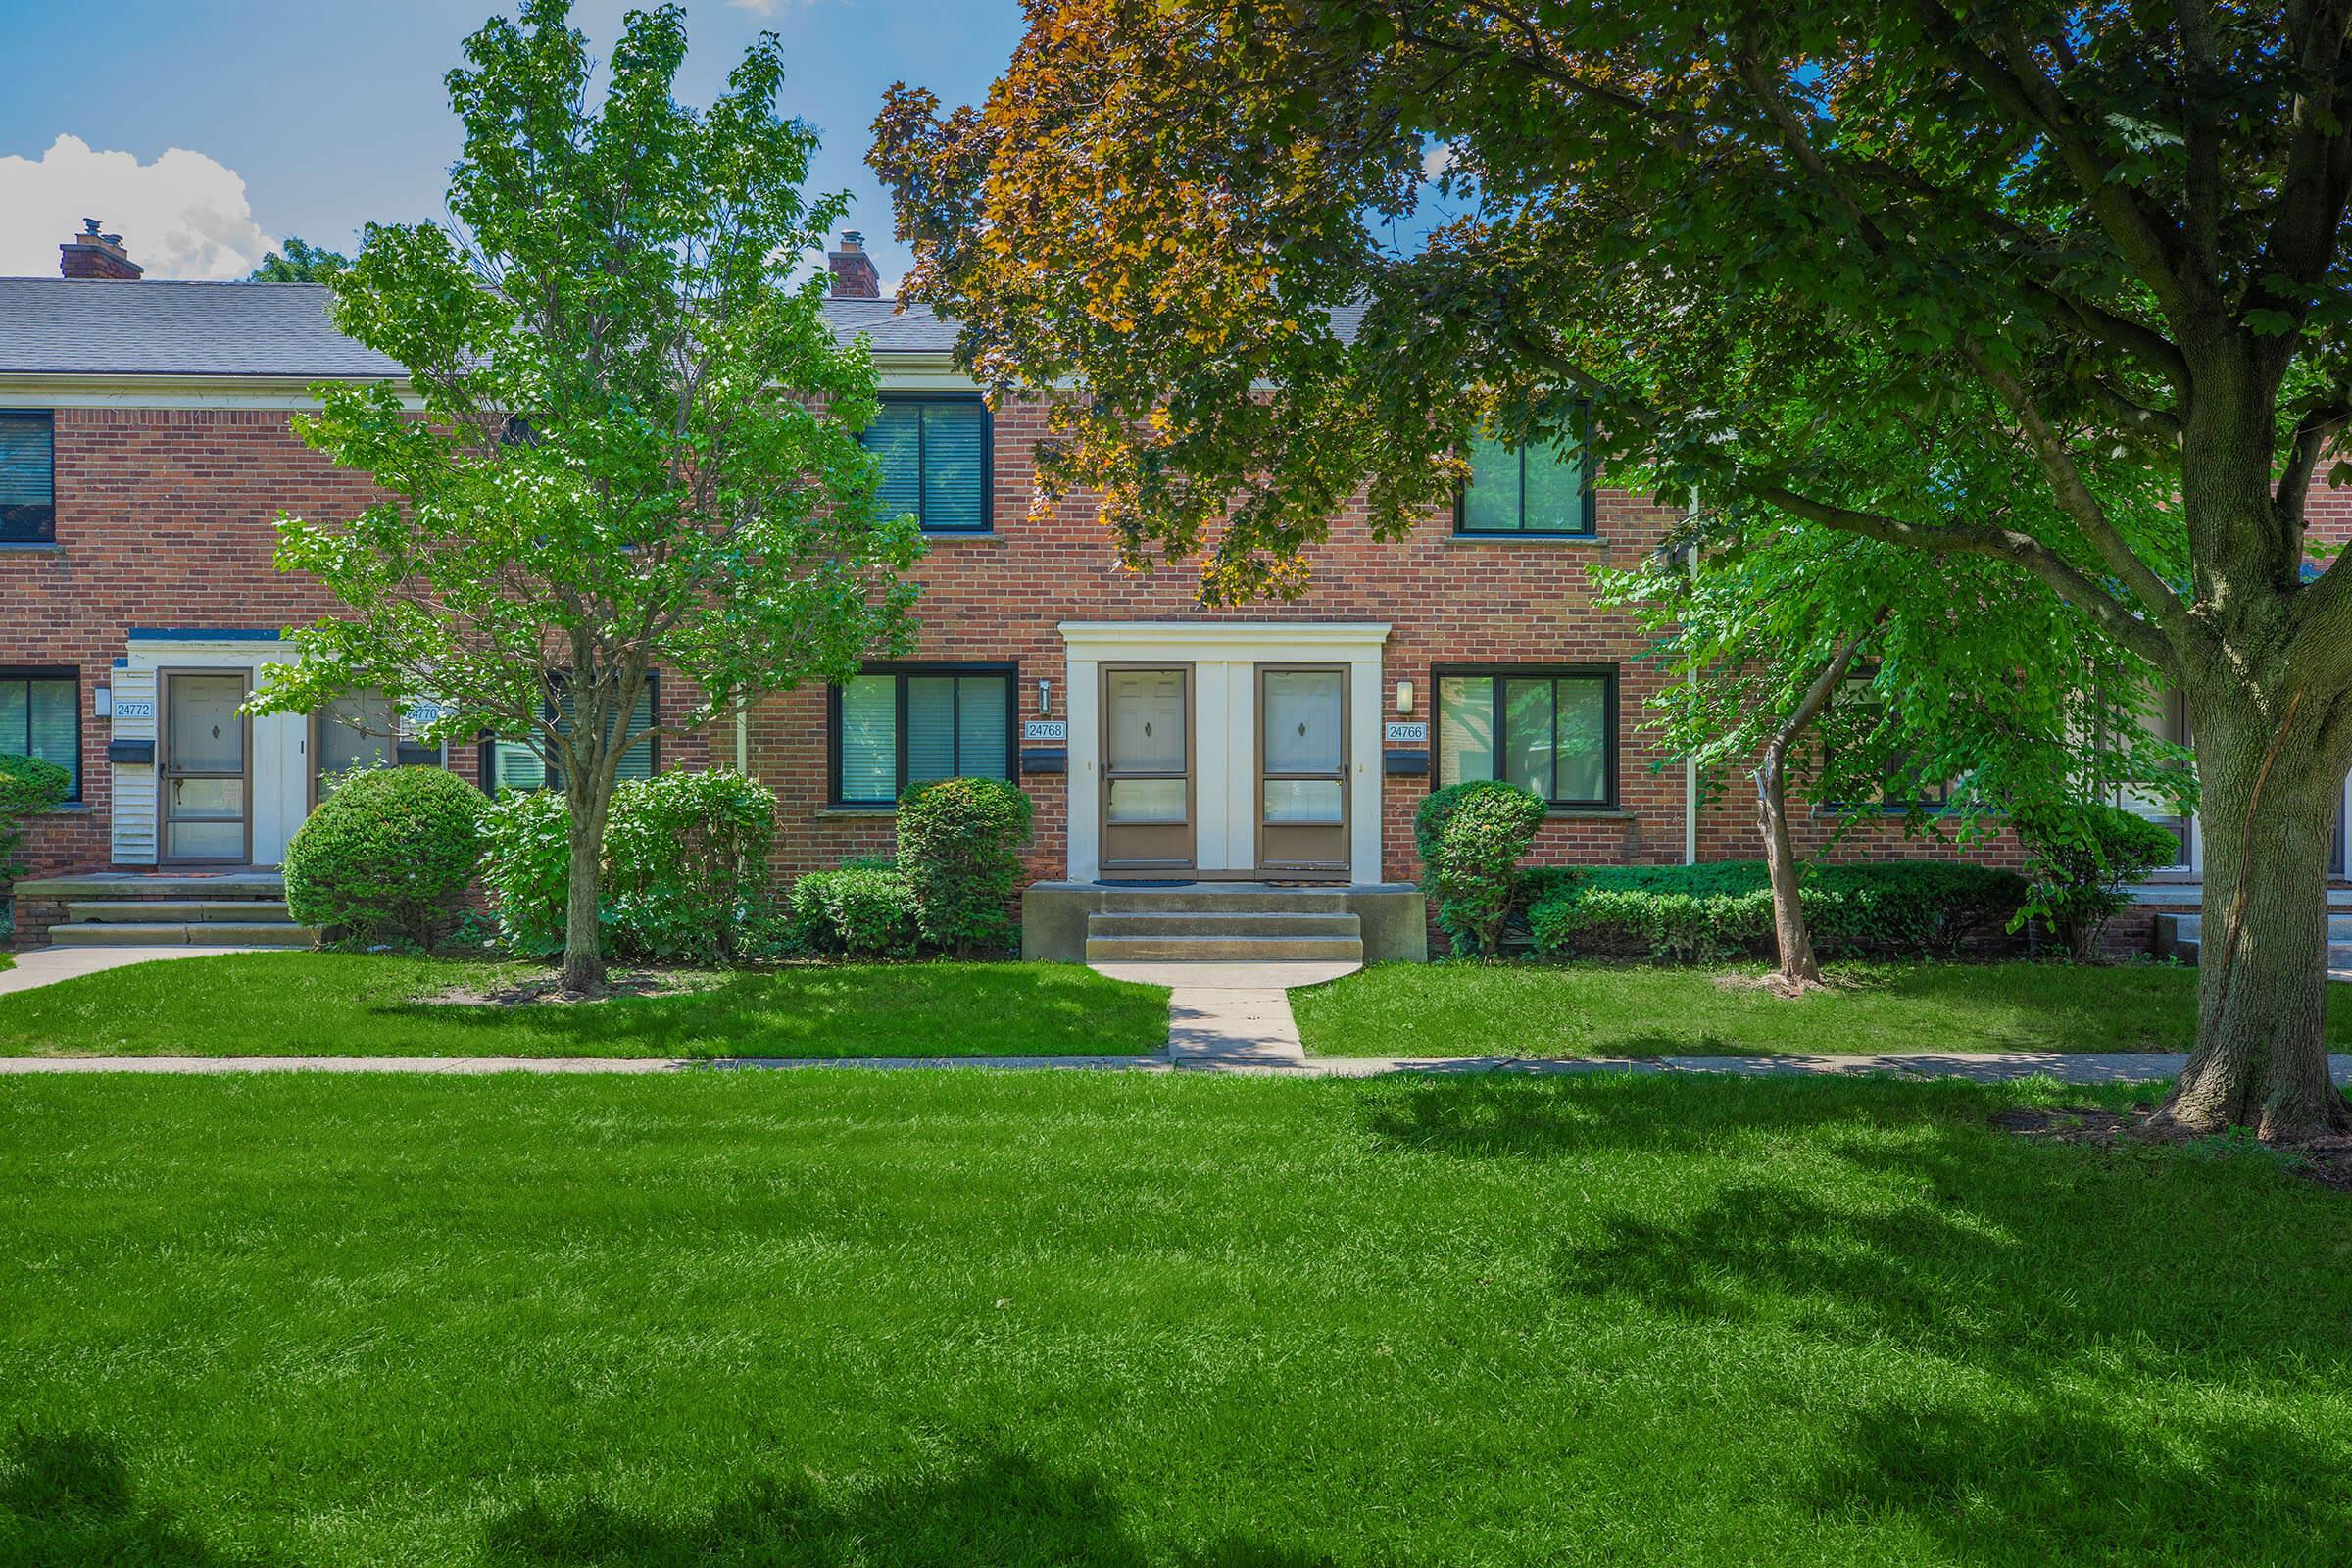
[9,1050,2348,1083]
[0,945,261,998]
[1091,959,1358,1068]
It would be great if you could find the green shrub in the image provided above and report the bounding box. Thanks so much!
[0,753,73,883]
[2013,803,2180,959]
[788,864,918,957]
[602,770,777,962]
[282,765,488,947]
[896,776,1034,957]
[1527,859,2029,962]
[478,789,572,957]
[1415,780,1549,956]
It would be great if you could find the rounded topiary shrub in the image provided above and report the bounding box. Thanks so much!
[602,770,778,962]
[282,765,488,947]
[896,776,1035,957]
[0,752,73,882]
[788,864,918,957]
[1414,779,1548,957]
[2014,801,2183,960]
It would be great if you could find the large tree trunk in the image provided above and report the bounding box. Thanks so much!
[2155,690,2351,1141]
[559,786,609,997]
[1754,633,1868,992]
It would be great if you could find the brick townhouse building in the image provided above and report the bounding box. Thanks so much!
[0,227,2319,957]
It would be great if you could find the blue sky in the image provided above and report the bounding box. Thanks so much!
[0,0,1029,283]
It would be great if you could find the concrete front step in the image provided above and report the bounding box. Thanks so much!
[2162,912,2352,944]
[61,900,296,925]
[49,921,316,949]
[1090,887,1361,915]
[1087,910,1362,940]
[2162,935,2352,968]
[1084,935,1365,962]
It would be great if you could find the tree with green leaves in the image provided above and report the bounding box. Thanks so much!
[874,1,2352,1140]
[246,237,350,283]
[256,0,920,994]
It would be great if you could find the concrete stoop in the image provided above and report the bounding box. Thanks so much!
[16,871,316,950]
[2157,910,2352,968]
[1028,880,1425,965]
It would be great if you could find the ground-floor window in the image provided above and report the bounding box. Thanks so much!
[0,667,78,800]
[830,664,1014,807]
[482,681,658,794]
[1435,664,1615,808]
[315,690,444,799]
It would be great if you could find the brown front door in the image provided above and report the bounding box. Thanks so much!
[1100,665,1194,873]
[1256,663,1348,875]
[161,669,251,864]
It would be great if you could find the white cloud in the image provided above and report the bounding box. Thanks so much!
[0,134,278,280]
[1422,140,1456,180]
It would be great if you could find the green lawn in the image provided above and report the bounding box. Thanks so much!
[1291,958,2334,1058]
[0,952,1168,1058]
[3,1071,2347,1565]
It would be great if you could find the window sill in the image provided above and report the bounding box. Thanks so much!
[1545,807,1635,820]
[919,530,1004,544]
[1446,532,1604,546]
[816,805,899,818]
[36,802,90,815]
[0,542,65,555]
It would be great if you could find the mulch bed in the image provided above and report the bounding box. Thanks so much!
[423,969,725,1008]
[1994,1104,2352,1192]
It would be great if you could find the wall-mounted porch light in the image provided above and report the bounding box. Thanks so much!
[1396,679,1415,715]
[1038,677,1054,716]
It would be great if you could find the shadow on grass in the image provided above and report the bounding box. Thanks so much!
[1805,1397,2352,1565]
[480,1446,1328,1568]
[0,1428,298,1567]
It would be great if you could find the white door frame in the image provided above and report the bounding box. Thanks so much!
[1059,621,1389,883]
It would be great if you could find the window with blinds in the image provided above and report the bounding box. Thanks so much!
[0,413,55,545]
[316,690,444,799]
[1457,418,1593,536]
[1436,667,1614,808]
[862,397,990,533]
[485,682,658,794]
[830,666,1014,806]
[0,669,78,799]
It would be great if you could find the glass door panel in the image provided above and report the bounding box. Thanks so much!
[1100,667,1193,871]
[164,672,249,863]
[1257,665,1348,874]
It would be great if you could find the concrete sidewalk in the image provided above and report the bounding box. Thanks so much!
[1092,959,1358,1068]
[7,1050,2348,1083]
[0,945,261,998]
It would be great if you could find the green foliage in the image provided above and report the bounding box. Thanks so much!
[1415,780,1548,957]
[251,0,920,984]
[600,771,778,963]
[2014,804,2183,960]
[1528,861,2029,964]
[788,865,918,958]
[896,777,1034,957]
[281,766,488,947]
[477,790,572,958]
[0,753,72,883]
[245,236,350,283]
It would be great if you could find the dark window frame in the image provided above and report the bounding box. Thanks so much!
[0,410,57,546]
[0,665,79,802]
[1453,407,1598,538]
[477,670,662,795]
[310,691,448,809]
[1822,674,1951,815]
[827,661,1020,808]
[864,392,995,535]
[1430,662,1618,810]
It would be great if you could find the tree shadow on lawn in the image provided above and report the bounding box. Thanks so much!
[368,966,1157,1058]
[479,1446,1329,1568]
[0,1427,304,1567]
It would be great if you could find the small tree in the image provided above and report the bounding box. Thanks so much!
[256,0,920,993]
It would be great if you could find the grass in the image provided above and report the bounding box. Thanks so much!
[0,952,1168,1058]
[2,1070,2348,1564]
[1290,957,2346,1058]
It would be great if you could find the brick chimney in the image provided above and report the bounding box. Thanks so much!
[60,219,142,280]
[827,230,880,299]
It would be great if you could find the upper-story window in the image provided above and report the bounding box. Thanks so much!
[0,412,56,545]
[830,664,1014,807]
[1457,420,1593,537]
[1435,665,1615,809]
[0,667,78,801]
[483,681,658,794]
[863,396,990,533]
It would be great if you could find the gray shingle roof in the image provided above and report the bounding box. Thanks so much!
[0,278,970,378]
[0,278,405,378]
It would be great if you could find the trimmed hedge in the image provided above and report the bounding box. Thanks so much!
[282,765,488,947]
[1528,860,2029,963]
[1416,780,1549,956]
[787,863,918,957]
[897,776,1033,957]
[0,752,73,883]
